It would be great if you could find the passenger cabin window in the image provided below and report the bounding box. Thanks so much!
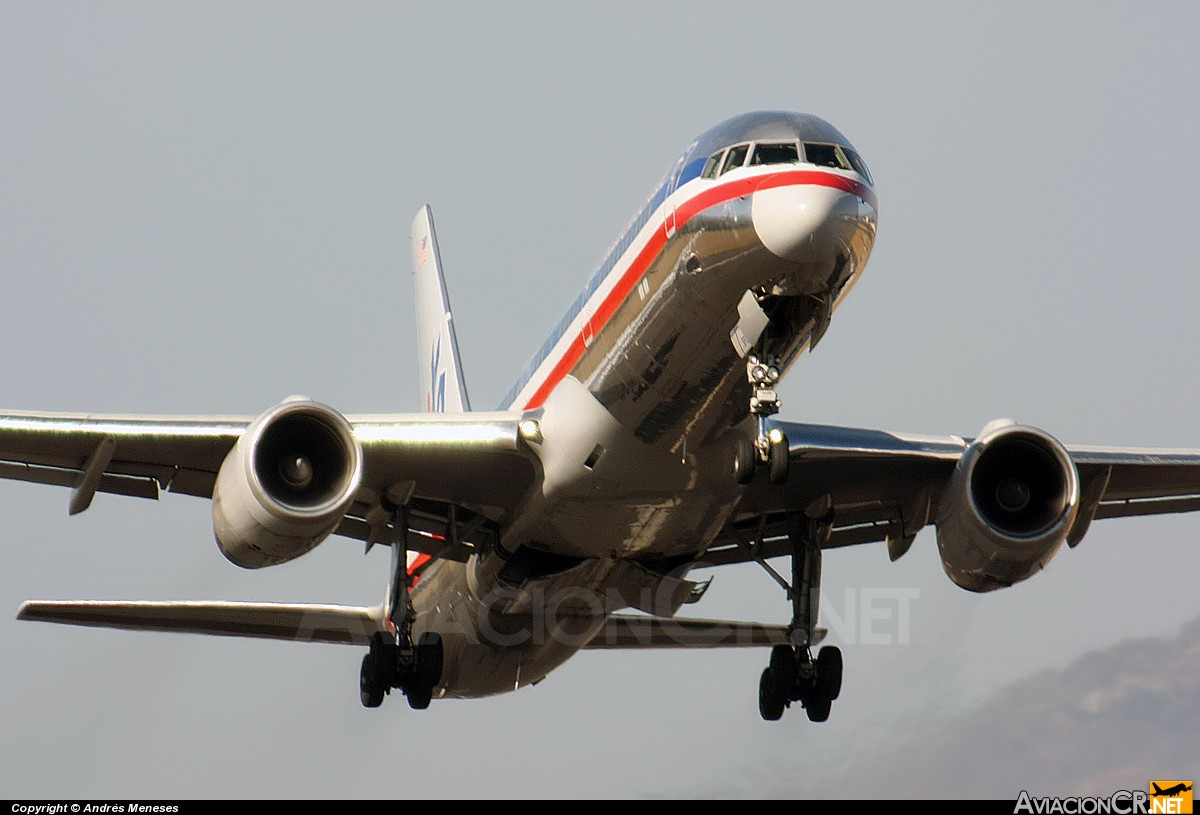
[720,144,750,176]
[750,142,800,166]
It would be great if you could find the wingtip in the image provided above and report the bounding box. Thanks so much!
[15,600,62,621]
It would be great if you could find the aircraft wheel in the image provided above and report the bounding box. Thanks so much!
[816,645,843,701]
[768,432,790,484]
[768,644,797,692]
[758,667,786,721]
[406,679,433,710]
[407,632,444,711]
[733,439,756,485]
[417,632,444,686]
[804,693,832,723]
[360,652,386,709]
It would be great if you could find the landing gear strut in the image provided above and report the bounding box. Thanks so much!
[744,499,843,722]
[735,353,789,485]
[359,504,444,709]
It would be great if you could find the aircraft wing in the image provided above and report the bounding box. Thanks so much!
[0,409,537,557]
[17,599,388,645]
[705,420,1200,566]
[16,602,810,651]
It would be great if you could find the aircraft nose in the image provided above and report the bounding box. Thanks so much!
[751,183,873,262]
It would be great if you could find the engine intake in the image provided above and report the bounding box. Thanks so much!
[213,399,362,568]
[969,431,1072,537]
[936,421,1079,592]
[254,410,356,510]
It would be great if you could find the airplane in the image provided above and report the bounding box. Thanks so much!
[6,110,1200,722]
[1151,784,1193,798]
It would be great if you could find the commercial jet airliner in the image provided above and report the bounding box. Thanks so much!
[8,111,1200,721]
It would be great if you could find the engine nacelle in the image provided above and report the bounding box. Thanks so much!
[212,399,362,568]
[935,421,1080,592]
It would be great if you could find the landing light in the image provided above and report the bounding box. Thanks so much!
[519,419,543,443]
[768,428,784,444]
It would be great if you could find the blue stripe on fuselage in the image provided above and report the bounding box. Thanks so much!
[676,156,707,188]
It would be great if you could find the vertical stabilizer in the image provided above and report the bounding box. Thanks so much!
[411,205,470,412]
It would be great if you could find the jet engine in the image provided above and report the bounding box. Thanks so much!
[935,421,1080,592]
[212,399,362,568]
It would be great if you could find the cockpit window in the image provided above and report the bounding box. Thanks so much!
[704,140,839,180]
[750,142,800,166]
[842,148,873,184]
[701,150,725,180]
[803,142,852,171]
[720,144,750,176]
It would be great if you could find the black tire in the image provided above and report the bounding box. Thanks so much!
[360,652,385,709]
[417,632,444,689]
[733,439,756,485]
[369,634,398,688]
[758,667,786,721]
[768,644,796,694]
[407,632,444,711]
[406,680,433,710]
[805,694,831,723]
[768,432,790,484]
[816,645,843,701]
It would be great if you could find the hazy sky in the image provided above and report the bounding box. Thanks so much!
[3,1,1199,799]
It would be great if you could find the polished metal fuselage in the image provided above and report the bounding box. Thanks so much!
[414,112,878,697]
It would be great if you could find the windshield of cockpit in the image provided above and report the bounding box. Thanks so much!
[697,140,872,184]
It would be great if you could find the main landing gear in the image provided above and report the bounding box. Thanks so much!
[740,499,843,722]
[759,642,842,722]
[734,353,790,485]
[360,630,443,710]
[360,506,444,710]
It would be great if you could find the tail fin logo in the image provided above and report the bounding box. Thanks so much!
[417,236,429,268]
[428,332,447,412]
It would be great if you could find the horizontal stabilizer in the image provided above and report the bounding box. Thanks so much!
[585,613,826,649]
[17,600,387,645]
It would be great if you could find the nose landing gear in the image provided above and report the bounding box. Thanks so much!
[734,353,790,485]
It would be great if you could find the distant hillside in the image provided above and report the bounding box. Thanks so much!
[780,616,1200,798]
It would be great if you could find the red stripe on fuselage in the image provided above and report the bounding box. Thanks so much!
[523,227,669,410]
[521,169,874,410]
[407,552,433,587]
